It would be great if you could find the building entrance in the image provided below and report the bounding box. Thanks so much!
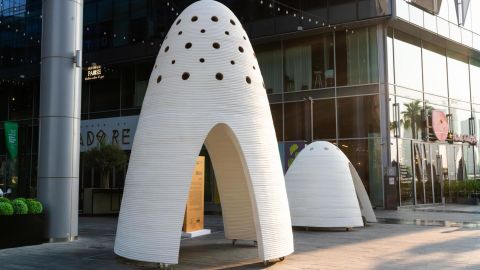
[411,142,455,204]
[411,142,471,205]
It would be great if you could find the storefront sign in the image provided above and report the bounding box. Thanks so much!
[453,134,478,145]
[431,110,449,142]
[80,116,139,152]
[3,121,18,159]
[85,65,104,81]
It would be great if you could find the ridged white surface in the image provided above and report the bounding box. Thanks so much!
[285,141,375,228]
[114,0,294,264]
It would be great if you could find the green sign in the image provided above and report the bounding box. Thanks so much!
[4,121,18,159]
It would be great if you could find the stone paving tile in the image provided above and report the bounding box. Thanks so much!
[1,212,480,270]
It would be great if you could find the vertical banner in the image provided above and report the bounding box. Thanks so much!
[4,122,18,159]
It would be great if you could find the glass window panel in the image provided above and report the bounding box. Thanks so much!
[89,71,121,112]
[447,0,458,23]
[328,0,357,24]
[423,11,437,32]
[337,138,383,207]
[397,97,425,140]
[449,23,462,43]
[422,42,448,97]
[437,16,450,37]
[447,51,470,102]
[470,57,480,105]
[284,101,306,141]
[393,31,422,91]
[409,4,424,27]
[397,139,415,205]
[336,26,379,86]
[337,95,380,138]
[257,43,282,94]
[270,103,283,141]
[464,145,475,180]
[312,98,336,140]
[97,0,112,22]
[311,33,335,89]
[284,45,312,92]
[450,107,471,135]
[472,1,480,34]
[387,28,394,84]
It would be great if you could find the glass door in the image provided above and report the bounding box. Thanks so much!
[412,142,436,204]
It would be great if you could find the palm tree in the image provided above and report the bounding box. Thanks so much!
[401,100,423,139]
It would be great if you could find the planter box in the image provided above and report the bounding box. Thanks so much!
[0,214,46,249]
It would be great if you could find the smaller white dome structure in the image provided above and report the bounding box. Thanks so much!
[285,141,376,228]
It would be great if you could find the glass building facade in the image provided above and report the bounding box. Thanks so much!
[0,0,478,210]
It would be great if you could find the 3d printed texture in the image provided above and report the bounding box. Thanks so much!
[285,141,377,228]
[114,0,294,264]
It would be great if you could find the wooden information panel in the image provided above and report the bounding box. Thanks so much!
[183,156,205,233]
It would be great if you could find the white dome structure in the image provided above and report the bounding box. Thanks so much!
[114,0,294,265]
[285,141,377,228]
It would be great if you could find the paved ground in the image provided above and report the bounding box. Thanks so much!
[1,205,479,270]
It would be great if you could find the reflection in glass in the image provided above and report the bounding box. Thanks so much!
[422,42,448,97]
[337,95,380,138]
[397,139,414,205]
[312,99,336,140]
[470,57,480,105]
[284,101,305,141]
[394,31,422,91]
[397,98,424,139]
[338,138,383,207]
[270,103,283,141]
[336,26,378,86]
[257,44,282,94]
[447,51,470,102]
[450,107,471,135]
[284,33,334,91]
[285,46,312,91]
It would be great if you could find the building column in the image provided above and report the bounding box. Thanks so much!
[38,0,83,241]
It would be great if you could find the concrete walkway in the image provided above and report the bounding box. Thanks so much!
[1,205,479,269]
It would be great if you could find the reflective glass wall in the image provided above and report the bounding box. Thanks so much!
[388,28,480,205]
[259,25,384,207]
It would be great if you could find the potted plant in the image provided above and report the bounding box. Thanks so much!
[83,142,127,189]
[0,197,46,249]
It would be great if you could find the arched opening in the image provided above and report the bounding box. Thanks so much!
[201,123,259,242]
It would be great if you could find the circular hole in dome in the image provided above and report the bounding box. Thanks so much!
[176,19,181,25]
[238,46,244,53]
[262,82,266,89]
[253,66,256,70]
[230,60,235,65]
[216,73,223,80]
[225,31,230,35]
[201,29,206,33]
[211,16,218,22]
[199,58,205,63]
[164,46,169,52]
[212,42,220,49]
[191,16,198,22]
[185,42,192,49]
[230,19,236,25]
[171,60,176,64]
[246,76,251,84]
[157,75,162,83]
[182,72,190,80]
[178,31,182,35]
[243,36,246,40]
[154,64,157,69]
